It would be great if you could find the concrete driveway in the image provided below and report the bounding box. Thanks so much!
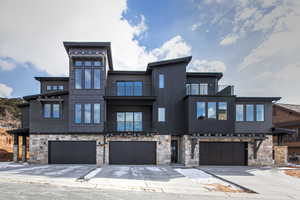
[199,166,300,199]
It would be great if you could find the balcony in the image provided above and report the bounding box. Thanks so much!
[104,121,155,133]
[185,84,234,96]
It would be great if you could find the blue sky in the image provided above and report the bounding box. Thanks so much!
[0,0,299,104]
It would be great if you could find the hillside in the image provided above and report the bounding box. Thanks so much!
[0,97,23,128]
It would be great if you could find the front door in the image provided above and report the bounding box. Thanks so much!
[171,140,178,163]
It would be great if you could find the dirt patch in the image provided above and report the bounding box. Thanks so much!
[284,169,300,178]
[204,183,245,193]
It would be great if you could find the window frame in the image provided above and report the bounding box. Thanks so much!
[218,102,227,120]
[117,111,142,131]
[246,104,254,122]
[236,104,244,121]
[196,102,206,120]
[158,107,166,122]
[43,103,61,119]
[159,74,165,89]
[75,104,82,124]
[256,104,265,122]
[207,102,217,119]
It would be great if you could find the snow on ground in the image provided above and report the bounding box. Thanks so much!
[44,166,82,176]
[174,168,224,184]
[146,166,162,172]
[0,162,26,169]
[84,168,102,180]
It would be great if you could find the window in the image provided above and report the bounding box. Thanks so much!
[84,104,91,123]
[218,102,227,120]
[75,69,82,89]
[94,69,101,89]
[84,61,92,67]
[84,69,91,89]
[58,85,64,90]
[46,85,52,90]
[93,104,101,123]
[191,84,199,95]
[75,104,81,123]
[208,102,216,119]
[94,61,102,67]
[52,104,60,118]
[117,112,142,131]
[43,104,51,118]
[200,83,208,95]
[246,104,254,121]
[256,104,265,121]
[117,81,143,96]
[52,85,58,90]
[197,102,206,119]
[74,61,82,67]
[158,107,166,122]
[236,104,244,121]
[159,74,164,88]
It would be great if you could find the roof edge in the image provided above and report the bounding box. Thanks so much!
[147,56,192,70]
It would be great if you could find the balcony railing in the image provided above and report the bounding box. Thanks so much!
[105,84,155,97]
[104,121,155,133]
[185,84,234,96]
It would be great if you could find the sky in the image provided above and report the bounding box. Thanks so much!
[0,0,299,104]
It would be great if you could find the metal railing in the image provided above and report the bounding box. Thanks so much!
[105,84,154,96]
[104,121,155,132]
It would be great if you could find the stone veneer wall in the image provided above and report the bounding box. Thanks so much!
[29,134,104,166]
[105,135,171,165]
[274,145,288,166]
[248,135,274,166]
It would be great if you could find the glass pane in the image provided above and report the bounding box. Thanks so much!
[117,112,125,121]
[94,104,101,123]
[186,84,191,95]
[94,69,101,89]
[256,104,264,121]
[43,104,51,118]
[117,121,125,131]
[58,85,64,90]
[125,121,133,131]
[84,104,91,123]
[52,85,58,90]
[134,112,142,121]
[94,61,102,67]
[126,112,134,121]
[125,82,133,96]
[85,69,91,89]
[218,102,227,120]
[84,61,92,67]
[75,69,82,89]
[46,85,52,90]
[74,61,82,67]
[200,84,208,95]
[208,102,216,119]
[236,104,244,121]
[134,121,142,131]
[191,84,199,95]
[197,102,205,119]
[53,104,60,118]
[117,82,125,96]
[158,107,165,122]
[159,74,164,88]
[75,104,81,123]
[246,104,254,121]
[134,81,142,96]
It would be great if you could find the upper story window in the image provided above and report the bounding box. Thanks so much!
[117,81,142,96]
[117,112,142,131]
[75,69,82,89]
[197,102,206,119]
[158,107,166,122]
[218,102,227,120]
[186,83,208,95]
[236,104,265,122]
[74,59,103,67]
[159,74,165,88]
[256,104,265,121]
[43,103,60,119]
[197,101,228,120]
[75,103,101,124]
[84,61,92,67]
[74,61,83,67]
[84,69,92,89]
[236,104,244,121]
[75,104,81,123]
[207,102,217,119]
[246,104,254,121]
[46,85,64,91]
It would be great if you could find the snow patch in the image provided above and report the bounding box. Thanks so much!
[174,168,223,184]
[44,166,82,176]
[84,168,102,180]
[146,167,161,172]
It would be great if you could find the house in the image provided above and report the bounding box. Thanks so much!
[273,103,300,158]
[8,42,287,166]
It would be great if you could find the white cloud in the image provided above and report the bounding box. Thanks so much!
[0,0,191,75]
[0,83,13,98]
[191,23,202,31]
[0,59,16,71]
[220,35,239,45]
[188,59,226,72]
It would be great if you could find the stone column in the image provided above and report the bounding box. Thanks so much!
[13,135,19,162]
[21,136,27,162]
[274,145,288,166]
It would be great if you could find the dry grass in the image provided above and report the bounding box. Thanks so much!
[204,183,245,193]
[284,169,300,178]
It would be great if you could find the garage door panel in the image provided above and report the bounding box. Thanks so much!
[49,141,96,164]
[109,141,156,165]
[199,142,246,165]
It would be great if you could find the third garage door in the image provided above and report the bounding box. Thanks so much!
[109,141,156,165]
[199,142,247,165]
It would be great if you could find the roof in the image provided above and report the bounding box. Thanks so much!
[23,91,68,101]
[271,127,296,135]
[275,103,300,115]
[147,56,192,70]
[187,72,223,80]
[274,120,300,128]
[63,41,113,70]
[35,77,69,81]
[236,97,281,102]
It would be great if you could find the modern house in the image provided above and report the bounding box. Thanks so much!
[273,103,300,160]
[9,42,287,166]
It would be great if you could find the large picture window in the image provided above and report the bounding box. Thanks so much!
[43,104,60,119]
[117,81,142,96]
[117,112,142,131]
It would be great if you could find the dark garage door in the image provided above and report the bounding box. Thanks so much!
[109,141,156,165]
[49,141,96,164]
[199,142,247,165]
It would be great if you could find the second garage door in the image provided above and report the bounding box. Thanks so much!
[199,142,247,165]
[109,141,156,165]
[49,141,96,164]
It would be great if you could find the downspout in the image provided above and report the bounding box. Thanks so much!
[103,135,106,165]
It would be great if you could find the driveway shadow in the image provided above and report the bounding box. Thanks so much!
[198,166,272,176]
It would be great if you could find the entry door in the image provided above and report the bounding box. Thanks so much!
[171,140,178,163]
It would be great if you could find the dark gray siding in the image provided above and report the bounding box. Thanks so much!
[107,73,151,85]
[235,102,273,133]
[29,94,69,133]
[185,96,235,134]
[21,106,29,128]
[186,77,218,95]
[40,80,69,93]
[151,63,187,134]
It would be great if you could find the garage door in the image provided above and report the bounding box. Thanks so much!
[199,142,247,165]
[49,141,96,164]
[109,141,156,165]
